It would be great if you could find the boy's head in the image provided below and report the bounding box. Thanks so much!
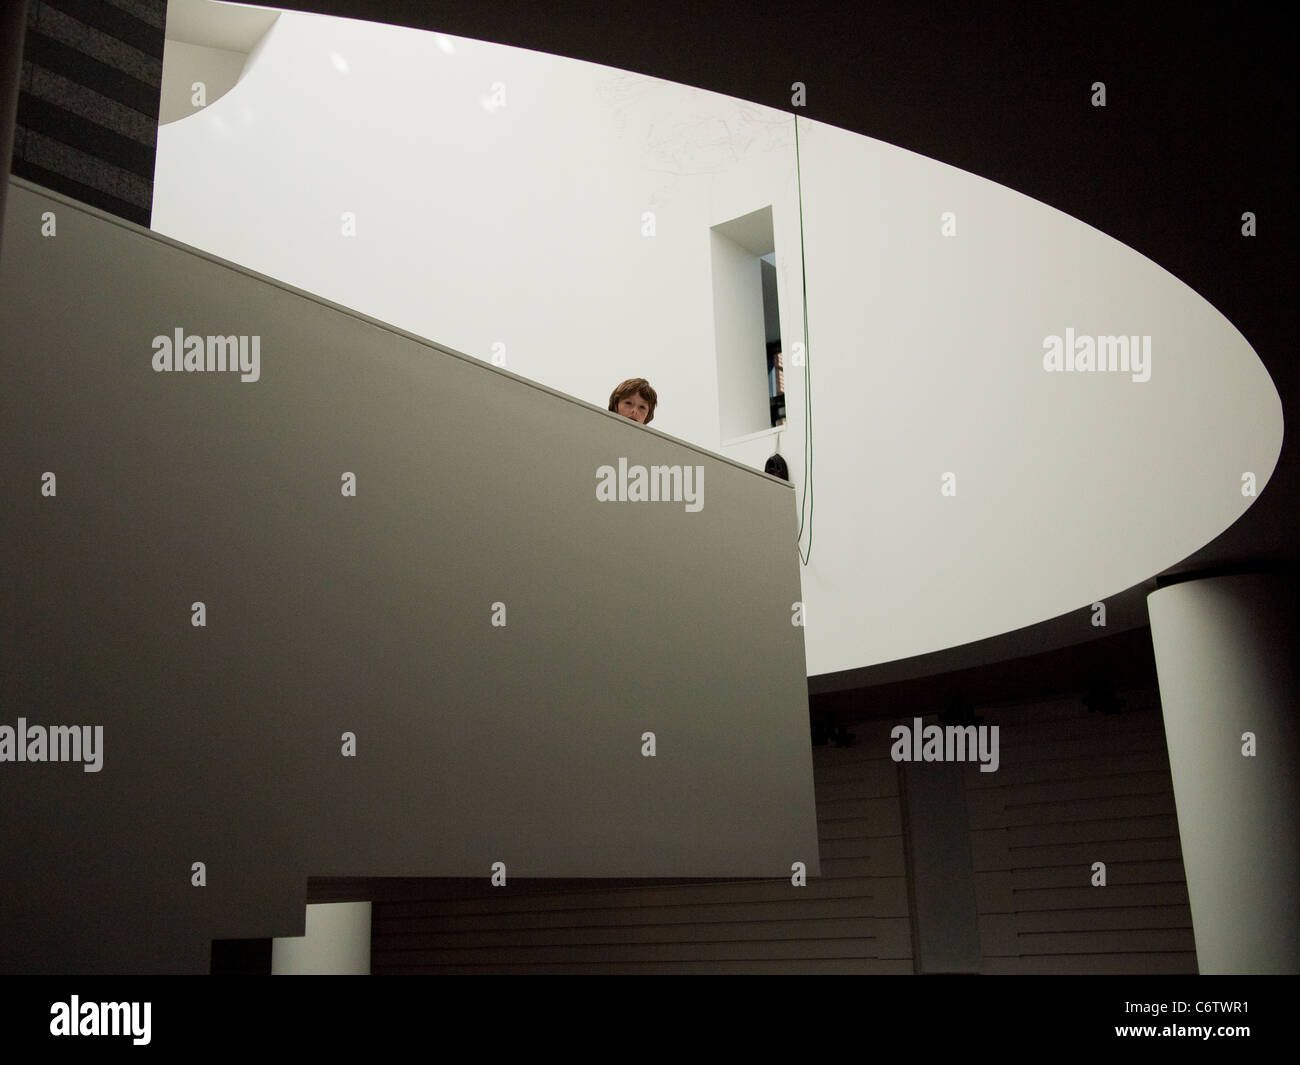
[608,378,657,424]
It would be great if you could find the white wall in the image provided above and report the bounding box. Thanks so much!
[789,118,1281,671]
[159,39,248,125]
[153,11,1283,677]
[153,12,799,450]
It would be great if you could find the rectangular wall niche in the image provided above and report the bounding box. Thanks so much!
[710,206,784,441]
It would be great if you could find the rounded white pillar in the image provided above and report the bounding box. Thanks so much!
[271,902,372,975]
[1147,573,1299,974]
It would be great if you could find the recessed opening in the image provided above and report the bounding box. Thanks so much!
[710,206,784,441]
[761,252,786,428]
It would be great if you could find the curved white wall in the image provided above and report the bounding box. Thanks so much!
[153,11,1283,677]
[792,119,1282,672]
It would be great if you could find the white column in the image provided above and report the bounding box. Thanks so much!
[1147,573,1299,974]
[271,902,372,975]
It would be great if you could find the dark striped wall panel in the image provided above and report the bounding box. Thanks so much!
[12,0,164,226]
[968,687,1197,974]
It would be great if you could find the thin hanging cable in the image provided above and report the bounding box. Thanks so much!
[793,113,814,566]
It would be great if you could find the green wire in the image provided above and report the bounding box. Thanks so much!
[793,113,814,566]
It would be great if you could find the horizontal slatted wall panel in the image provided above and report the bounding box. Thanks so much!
[969,685,1197,973]
[13,0,163,226]
[370,722,911,974]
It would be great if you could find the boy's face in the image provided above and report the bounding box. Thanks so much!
[617,393,650,423]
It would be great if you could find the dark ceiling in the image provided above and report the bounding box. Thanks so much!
[232,2,1298,691]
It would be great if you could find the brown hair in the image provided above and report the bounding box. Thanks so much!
[608,378,658,424]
